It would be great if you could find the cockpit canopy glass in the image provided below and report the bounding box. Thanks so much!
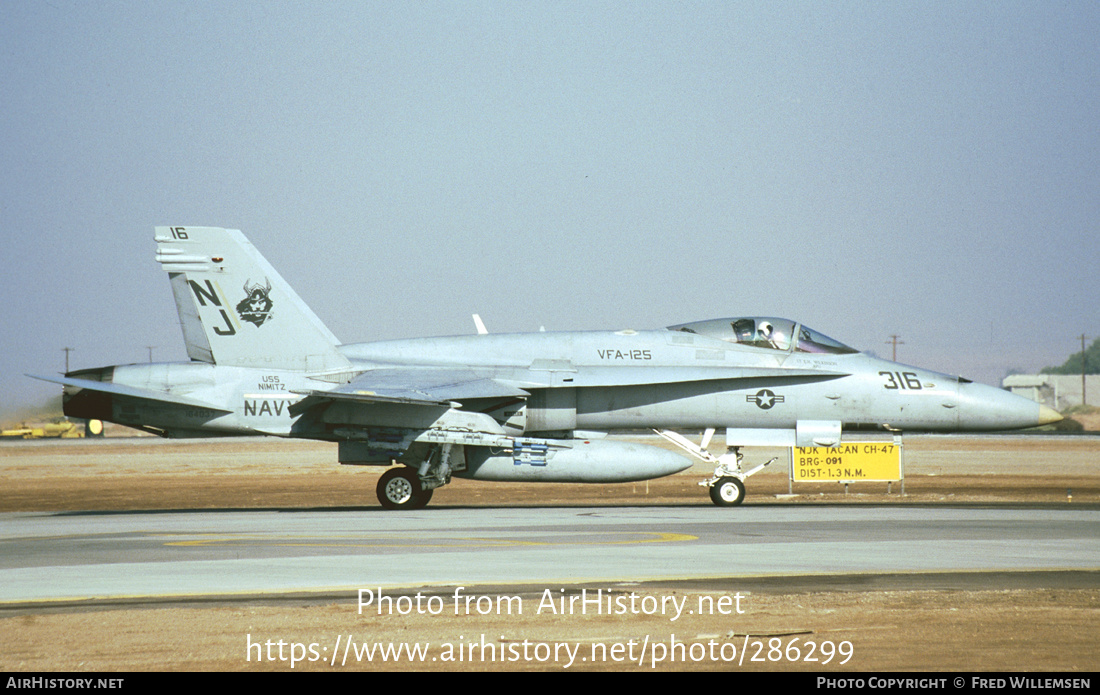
[668,317,858,355]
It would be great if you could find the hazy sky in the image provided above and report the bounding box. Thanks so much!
[2,1,1097,413]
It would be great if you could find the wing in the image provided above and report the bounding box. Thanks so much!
[294,367,531,408]
[290,368,534,452]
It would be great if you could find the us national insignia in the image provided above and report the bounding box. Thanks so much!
[747,389,784,410]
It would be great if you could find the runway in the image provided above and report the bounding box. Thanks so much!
[2,505,1098,604]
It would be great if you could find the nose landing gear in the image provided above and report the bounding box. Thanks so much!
[654,429,777,507]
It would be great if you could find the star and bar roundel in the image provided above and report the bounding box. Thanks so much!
[747,389,785,410]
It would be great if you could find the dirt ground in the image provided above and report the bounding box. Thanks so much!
[1,434,1098,672]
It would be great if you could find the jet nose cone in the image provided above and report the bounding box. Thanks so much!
[958,382,1066,430]
[1038,405,1063,426]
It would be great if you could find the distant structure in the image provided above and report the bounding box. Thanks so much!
[0,421,83,439]
[1002,374,1099,410]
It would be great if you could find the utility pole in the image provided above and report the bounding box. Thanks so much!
[62,347,73,373]
[886,335,904,362]
[146,346,156,364]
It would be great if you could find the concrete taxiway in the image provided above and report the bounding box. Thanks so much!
[2,505,1098,604]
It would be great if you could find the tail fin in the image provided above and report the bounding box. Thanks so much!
[154,226,351,373]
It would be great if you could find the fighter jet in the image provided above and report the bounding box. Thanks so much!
[32,227,1062,509]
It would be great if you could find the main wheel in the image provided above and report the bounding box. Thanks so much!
[377,468,433,510]
[709,476,745,506]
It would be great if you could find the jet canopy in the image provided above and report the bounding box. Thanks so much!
[667,317,858,355]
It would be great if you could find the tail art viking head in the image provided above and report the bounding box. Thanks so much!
[236,277,274,327]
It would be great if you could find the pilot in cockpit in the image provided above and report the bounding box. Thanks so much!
[757,321,779,349]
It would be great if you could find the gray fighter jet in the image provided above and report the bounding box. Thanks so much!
[32,227,1062,509]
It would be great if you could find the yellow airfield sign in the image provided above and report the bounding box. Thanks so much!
[793,443,902,482]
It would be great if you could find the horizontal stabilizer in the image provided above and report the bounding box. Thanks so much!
[27,374,232,412]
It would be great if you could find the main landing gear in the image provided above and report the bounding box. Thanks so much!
[654,429,777,507]
[377,467,433,510]
[376,443,458,510]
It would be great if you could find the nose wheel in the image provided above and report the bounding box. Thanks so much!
[709,476,746,506]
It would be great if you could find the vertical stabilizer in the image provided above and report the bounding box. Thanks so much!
[154,226,351,372]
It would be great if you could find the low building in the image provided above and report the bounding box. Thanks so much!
[1002,374,1100,410]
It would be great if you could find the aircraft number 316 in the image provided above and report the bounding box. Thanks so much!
[879,371,922,390]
